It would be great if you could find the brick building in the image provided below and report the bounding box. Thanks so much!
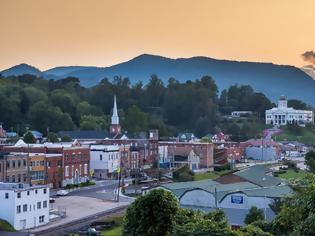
[158,141,214,169]
[2,139,90,188]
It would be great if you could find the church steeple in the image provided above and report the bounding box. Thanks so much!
[111,95,119,125]
[110,95,121,135]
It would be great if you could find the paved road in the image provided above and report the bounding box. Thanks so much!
[52,179,133,202]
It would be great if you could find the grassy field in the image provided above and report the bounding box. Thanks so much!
[275,126,315,145]
[101,214,124,236]
[278,169,309,180]
[0,219,15,232]
[194,170,233,181]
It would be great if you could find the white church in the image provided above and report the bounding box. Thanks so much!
[265,95,314,126]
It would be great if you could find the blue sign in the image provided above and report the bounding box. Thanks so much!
[231,195,244,204]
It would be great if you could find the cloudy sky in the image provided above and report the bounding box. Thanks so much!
[1,0,314,70]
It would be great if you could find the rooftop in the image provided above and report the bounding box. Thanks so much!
[0,182,48,191]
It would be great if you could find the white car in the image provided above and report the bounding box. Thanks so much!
[56,190,69,196]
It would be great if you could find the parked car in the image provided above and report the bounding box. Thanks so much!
[49,197,55,203]
[56,190,69,196]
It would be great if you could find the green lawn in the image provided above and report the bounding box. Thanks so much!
[194,170,233,181]
[278,169,308,180]
[102,226,123,236]
[101,215,124,236]
[0,219,15,232]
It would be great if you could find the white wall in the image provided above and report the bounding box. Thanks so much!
[0,187,50,230]
[90,145,120,176]
[219,192,274,209]
[180,189,216,207]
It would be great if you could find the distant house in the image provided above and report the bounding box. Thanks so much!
[0,123,7,144]
[173,147,200,170]
[29,131,43,141]
[177,133,197,142]
[212,132,230,143]
[231,111,253,117]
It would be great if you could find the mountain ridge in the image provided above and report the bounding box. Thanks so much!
[1,54,315,106]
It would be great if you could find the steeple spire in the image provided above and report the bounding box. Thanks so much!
[111,95,119,125]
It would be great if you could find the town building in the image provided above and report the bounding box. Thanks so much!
[29,153,47,185]
[231,111,253,117]
[46,153,63,189]
[151,165,293,226]
[244,139,281,161]
[0,182,50,230]
[265,95,314,126]
[3,140,90,187]
[2,153,29,183]
[0,123,7,144]
[158,141,214,169]
[90,144,120,179]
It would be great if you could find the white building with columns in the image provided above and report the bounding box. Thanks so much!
[265,95,313,126]
[0,183,50,230]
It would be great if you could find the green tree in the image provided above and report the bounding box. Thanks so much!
[123,189,179,236]
[245,206,264,225]
[272,175,315,235]
[47,132,59,143]
[23,131,36,144]
[123,105,149,135]
[61,135,72,142]
[79,115,109,130]
[305,150,315,173]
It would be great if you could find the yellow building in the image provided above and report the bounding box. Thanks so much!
[29,153,47,185]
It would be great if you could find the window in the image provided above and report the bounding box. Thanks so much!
[27,191,30,196]
[6,161,10,169]
[65,166,69,177]
[23,204,27,212]
[12,160,15,168]
[5,193,9,199]
[57,160,62,167]
[39,215,45,223]
[17,174,21,182]
[23,159,26,166]
[100,154,102,161]
[35,189,38,194]
[17,192,21,198]
[17,205,21,214]
[72,153,76,160]
[12,175,15,182]
[23,174,27,182]
[18,160,21,167]
[37,202,41,209]
[43,188,47,194]
[78,153,82,159]
[65,153,69,161]
[43,201,47,208]
[84,164,88,175]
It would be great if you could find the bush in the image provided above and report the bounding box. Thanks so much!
[245,206,264,225]
[283,159,299,172]
[173,165,194,182]
[214,163,231,172]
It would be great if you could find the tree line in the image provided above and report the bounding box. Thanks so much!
[0,74,310,138]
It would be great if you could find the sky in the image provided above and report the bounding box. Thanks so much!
[1,0,314,71]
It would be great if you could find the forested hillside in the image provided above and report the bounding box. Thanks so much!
[0,74,308,138]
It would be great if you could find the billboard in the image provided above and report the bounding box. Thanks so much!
[231,195,244,204]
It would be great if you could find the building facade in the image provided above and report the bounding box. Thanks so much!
[158,142,214,169]
[0,183,50,230]
[90,144,120,179]
[266,95,314,126]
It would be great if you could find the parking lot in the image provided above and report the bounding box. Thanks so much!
[29,194,131,234]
